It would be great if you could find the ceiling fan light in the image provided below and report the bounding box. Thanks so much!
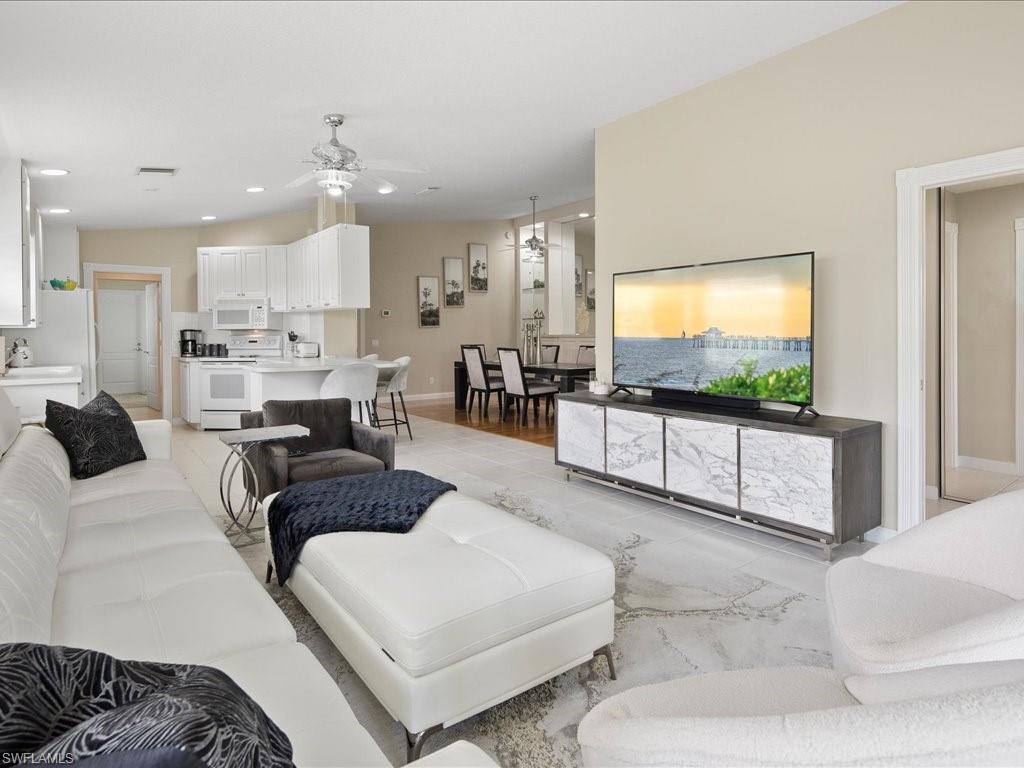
[326,186,344,197]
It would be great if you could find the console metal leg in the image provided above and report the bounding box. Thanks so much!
[265,560,273,584]
[594,644,617,680]
[405,723,443,763]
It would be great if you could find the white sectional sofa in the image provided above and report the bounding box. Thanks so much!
[0,397,493,767]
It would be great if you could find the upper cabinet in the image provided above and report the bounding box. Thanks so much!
[196,223,369,313]
[0,160,39,327]
[267,246,287,312]
[239,248,267,297]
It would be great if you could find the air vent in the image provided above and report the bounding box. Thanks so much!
[414,186,441,196]
[136,167,178,176]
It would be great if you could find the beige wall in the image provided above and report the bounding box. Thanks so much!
[954,182,1024,464]
[594,0,1024,529]
[362,220,516,396]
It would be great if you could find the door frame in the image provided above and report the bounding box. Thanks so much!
[83,263,172,420]
[940,221,959,478]
[897,144,1024,532]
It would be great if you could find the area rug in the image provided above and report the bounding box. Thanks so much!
[235,474,831,768]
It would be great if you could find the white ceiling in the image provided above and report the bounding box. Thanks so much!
[0,0,899,229]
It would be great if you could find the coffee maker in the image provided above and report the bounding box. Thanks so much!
[179,329,203,357]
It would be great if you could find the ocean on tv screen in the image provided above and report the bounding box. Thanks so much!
[614,334,812,404]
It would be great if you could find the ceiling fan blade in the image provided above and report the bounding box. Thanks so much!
[361,158,428,174]
[359,171,398,195]
[285,170,317,189]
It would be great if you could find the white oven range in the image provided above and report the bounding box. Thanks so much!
[198,334,283,430]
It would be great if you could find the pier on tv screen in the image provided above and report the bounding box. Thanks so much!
[612,253,813,405]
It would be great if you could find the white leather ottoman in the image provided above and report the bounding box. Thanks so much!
[265,489,616,762]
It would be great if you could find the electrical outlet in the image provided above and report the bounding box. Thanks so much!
[428,376,436,385]
[371,339,380,348]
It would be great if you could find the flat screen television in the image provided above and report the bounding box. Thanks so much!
[612,252,814,408]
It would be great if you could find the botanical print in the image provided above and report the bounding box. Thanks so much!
[468,242,488,292]
[585,269,595,311]
[443,257,465,307]
[417,275,440,327]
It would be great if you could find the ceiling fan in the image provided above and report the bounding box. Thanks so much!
[285,113,426,197]
[504,195,562,261]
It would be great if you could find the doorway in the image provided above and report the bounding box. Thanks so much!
[84,264,172,420]
[925,176,1024,516]
[96,279,161,418]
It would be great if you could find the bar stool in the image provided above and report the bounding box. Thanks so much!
[320,363,380,427]
[377,356,413,440]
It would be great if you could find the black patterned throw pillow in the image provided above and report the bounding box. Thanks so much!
[45,391,147,479]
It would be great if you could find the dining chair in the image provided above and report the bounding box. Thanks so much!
[461,344,504,418]
[577,345,596,365]
[376,355,413,440]
[541,344,560,363]
[320,362,380,427]
[498,346,558,425]
[361,353,380,361]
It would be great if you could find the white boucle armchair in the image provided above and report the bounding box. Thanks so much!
[577,661,1024,767]
[826,489,1024,675]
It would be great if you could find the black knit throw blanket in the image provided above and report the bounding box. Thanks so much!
[269,469,456,586]
[0,643,293,768]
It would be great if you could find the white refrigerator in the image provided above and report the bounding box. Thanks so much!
[4,289,97,403]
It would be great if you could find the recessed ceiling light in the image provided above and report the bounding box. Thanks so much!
[578,212,590,218]
[201,215,217,221]
[40,169,69,176]
[246,186,265,193]
[47,208,71,214]
[377,182,396,195]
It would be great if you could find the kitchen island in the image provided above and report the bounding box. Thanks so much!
[181,355,399,429]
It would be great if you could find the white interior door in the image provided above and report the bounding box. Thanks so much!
[144,282,161,409]
[97,290,142,394]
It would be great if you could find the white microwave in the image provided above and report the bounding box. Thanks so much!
[212,299,282,330]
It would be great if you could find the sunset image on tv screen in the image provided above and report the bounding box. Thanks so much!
[613,253,813,404]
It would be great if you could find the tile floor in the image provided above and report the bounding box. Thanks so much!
[171,411,871,579]
[168,411,875,765]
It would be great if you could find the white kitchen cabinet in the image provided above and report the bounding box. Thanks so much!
[286,236,321,311]
[317,226,341,308]
[739,428,834,534]
[197,250,215,311]
[196,224,370,313]
[606,408,664,488]
[267,246,288,312]
[286,240,303,311]
[0,160,38,327]
[213,249,241,298]
[239,248,267,297]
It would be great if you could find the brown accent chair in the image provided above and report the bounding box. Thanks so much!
[241,397,394,501]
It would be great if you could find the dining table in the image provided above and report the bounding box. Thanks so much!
[453,359,596,410]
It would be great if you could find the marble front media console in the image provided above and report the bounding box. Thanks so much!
[555,392,881,557]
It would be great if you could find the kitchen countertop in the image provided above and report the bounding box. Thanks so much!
[179,357,398,373]
[0,364,83,386]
